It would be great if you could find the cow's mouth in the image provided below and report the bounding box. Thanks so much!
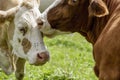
[30,51,50,66]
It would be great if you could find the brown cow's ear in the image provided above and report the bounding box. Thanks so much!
[88,0,109,17]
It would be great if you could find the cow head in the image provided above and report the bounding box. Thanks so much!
[13,0,50,66]
[0,0,50,66]
[40,0,109,34]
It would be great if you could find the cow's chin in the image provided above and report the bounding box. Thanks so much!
[43,29,71,38]
[28,59,47,66]
[39,16,70,37]
[40,24,70,38]
[29,63,45,66]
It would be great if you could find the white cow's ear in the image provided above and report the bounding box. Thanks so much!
[88,0,109,17]
[0,6,19,22]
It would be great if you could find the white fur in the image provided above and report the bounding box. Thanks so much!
[26,28,47,64]
[40,0,63,35]
[11,5,48,64]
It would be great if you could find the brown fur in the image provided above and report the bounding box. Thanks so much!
[0,0,19,10]
[0,6,19,23]
[0,1,25,80]
[47,0,120,80]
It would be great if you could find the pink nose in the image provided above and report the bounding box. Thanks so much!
[35,51,50,66]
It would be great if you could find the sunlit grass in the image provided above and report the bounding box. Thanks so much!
[0,33,97,80]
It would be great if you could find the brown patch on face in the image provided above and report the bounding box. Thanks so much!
[21,38,31,54]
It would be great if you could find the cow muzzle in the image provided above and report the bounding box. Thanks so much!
[34,51,50,66]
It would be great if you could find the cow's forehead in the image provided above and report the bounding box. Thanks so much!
[17,7,39,18]
[14,7,41,29]
[22,8,40,20]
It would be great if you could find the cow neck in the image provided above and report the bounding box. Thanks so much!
[69,1,90,37]
[8,20,15,41]
[0,19,14,60]
[6,20,15,50]
[86,16,109,44]
[68,1,95,44]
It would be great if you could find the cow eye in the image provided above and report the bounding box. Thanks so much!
[72,0,77,3]
[19,27,28,36]
[68,0,79,6]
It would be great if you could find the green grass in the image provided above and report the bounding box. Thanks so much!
[0,33,98,80]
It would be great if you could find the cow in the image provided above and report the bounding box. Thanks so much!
[40,0,120,80]
[0,0,49,80]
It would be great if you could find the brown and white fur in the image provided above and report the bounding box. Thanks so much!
[40,0,120,80]
[0,0,49,80]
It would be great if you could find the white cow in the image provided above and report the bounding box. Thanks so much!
[0,0,49,80]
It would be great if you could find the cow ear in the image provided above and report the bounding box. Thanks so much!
[0,6,19,22]
[88,0,109,17]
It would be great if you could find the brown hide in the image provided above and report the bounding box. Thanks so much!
[47,0,120,80]
[47,0,109,44]
[0,0,28,79]
[0,0,19,10]
[0,0,18,75]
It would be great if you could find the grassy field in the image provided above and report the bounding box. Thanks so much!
[0,33,97,80]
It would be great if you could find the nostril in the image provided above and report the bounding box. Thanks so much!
[35,51,50,65]
[37,53,43,59]
[37,51,50,61]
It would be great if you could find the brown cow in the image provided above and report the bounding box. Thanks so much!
[40,0,120,80]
